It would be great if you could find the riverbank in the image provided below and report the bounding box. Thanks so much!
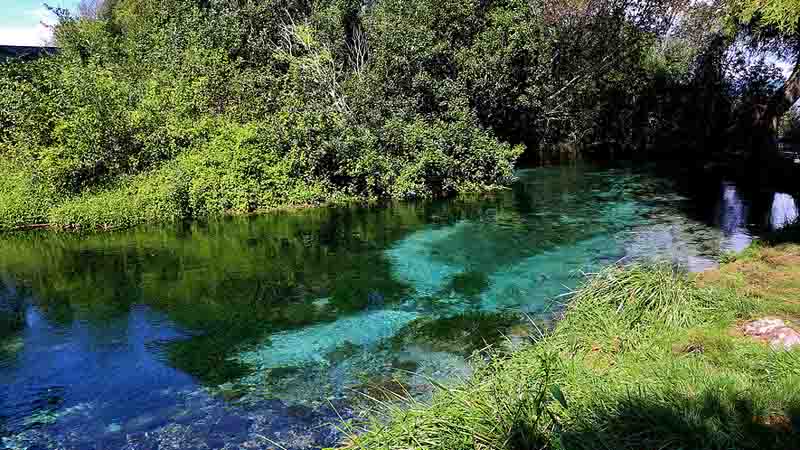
[348,235,800,449]
[0,156,517,232]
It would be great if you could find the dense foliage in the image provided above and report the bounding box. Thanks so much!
[0,0,793,229]
[735,0,800,35]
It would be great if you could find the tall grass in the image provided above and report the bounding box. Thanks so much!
[347,263,800,450]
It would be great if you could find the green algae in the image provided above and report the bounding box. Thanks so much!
[445,271,490,298]
[390,312,524,356]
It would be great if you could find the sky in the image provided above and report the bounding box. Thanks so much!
[0,0,76,46]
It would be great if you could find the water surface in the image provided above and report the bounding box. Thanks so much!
[0,164,796,449]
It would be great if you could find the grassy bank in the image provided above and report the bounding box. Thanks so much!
[0,117,521,231]
[347,242,800,449]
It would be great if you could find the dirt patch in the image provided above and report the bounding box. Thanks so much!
[759,246,800,267]
[764,253,800,267]
[693,269,723,287]
[697,246,800,307]
[671,342,704,355]
[754,415,794,433]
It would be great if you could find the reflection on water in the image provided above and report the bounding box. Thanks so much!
[0,164,796,449]
[716,182,753,253]
[710,182,798,253]
[719,182,748,235]
[772,193,799,229]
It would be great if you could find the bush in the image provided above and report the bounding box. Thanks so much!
[48,163,189,229]
[0,160,61,230]
[380,114,524,199]
[179,119,337,216]
[0,0,526,230]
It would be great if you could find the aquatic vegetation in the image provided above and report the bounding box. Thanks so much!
[390,312,523,356]
[476,234,615,312]
[385,223,470,297]
[0,311,23,338]
[384,181,710,318]
[444,271,490,298]
[0,288,24,338]
[165,332,256,386]
[0,335,23,359]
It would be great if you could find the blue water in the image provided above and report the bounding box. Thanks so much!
[0,164,796,449]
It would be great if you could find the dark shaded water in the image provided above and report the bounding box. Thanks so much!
[0,164,796,449]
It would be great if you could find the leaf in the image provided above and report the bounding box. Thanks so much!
[550,384,568,409]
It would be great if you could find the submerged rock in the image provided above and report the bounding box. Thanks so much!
[742,318,800,350]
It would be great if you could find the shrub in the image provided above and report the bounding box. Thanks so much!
[0,160,61,230]
[48,163,189,229]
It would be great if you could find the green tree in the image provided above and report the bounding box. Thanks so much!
[731,0,800,130]
[0,0,745,230]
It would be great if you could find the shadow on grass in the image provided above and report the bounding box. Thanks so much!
[555,390,800,450]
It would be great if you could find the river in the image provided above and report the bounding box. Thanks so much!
[0,163,797,449]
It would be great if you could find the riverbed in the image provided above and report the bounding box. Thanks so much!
[0,164,796,449]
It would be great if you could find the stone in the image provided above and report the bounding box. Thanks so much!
[742,318,800,350]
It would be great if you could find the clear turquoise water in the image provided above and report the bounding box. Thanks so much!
[0,164,796,449]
